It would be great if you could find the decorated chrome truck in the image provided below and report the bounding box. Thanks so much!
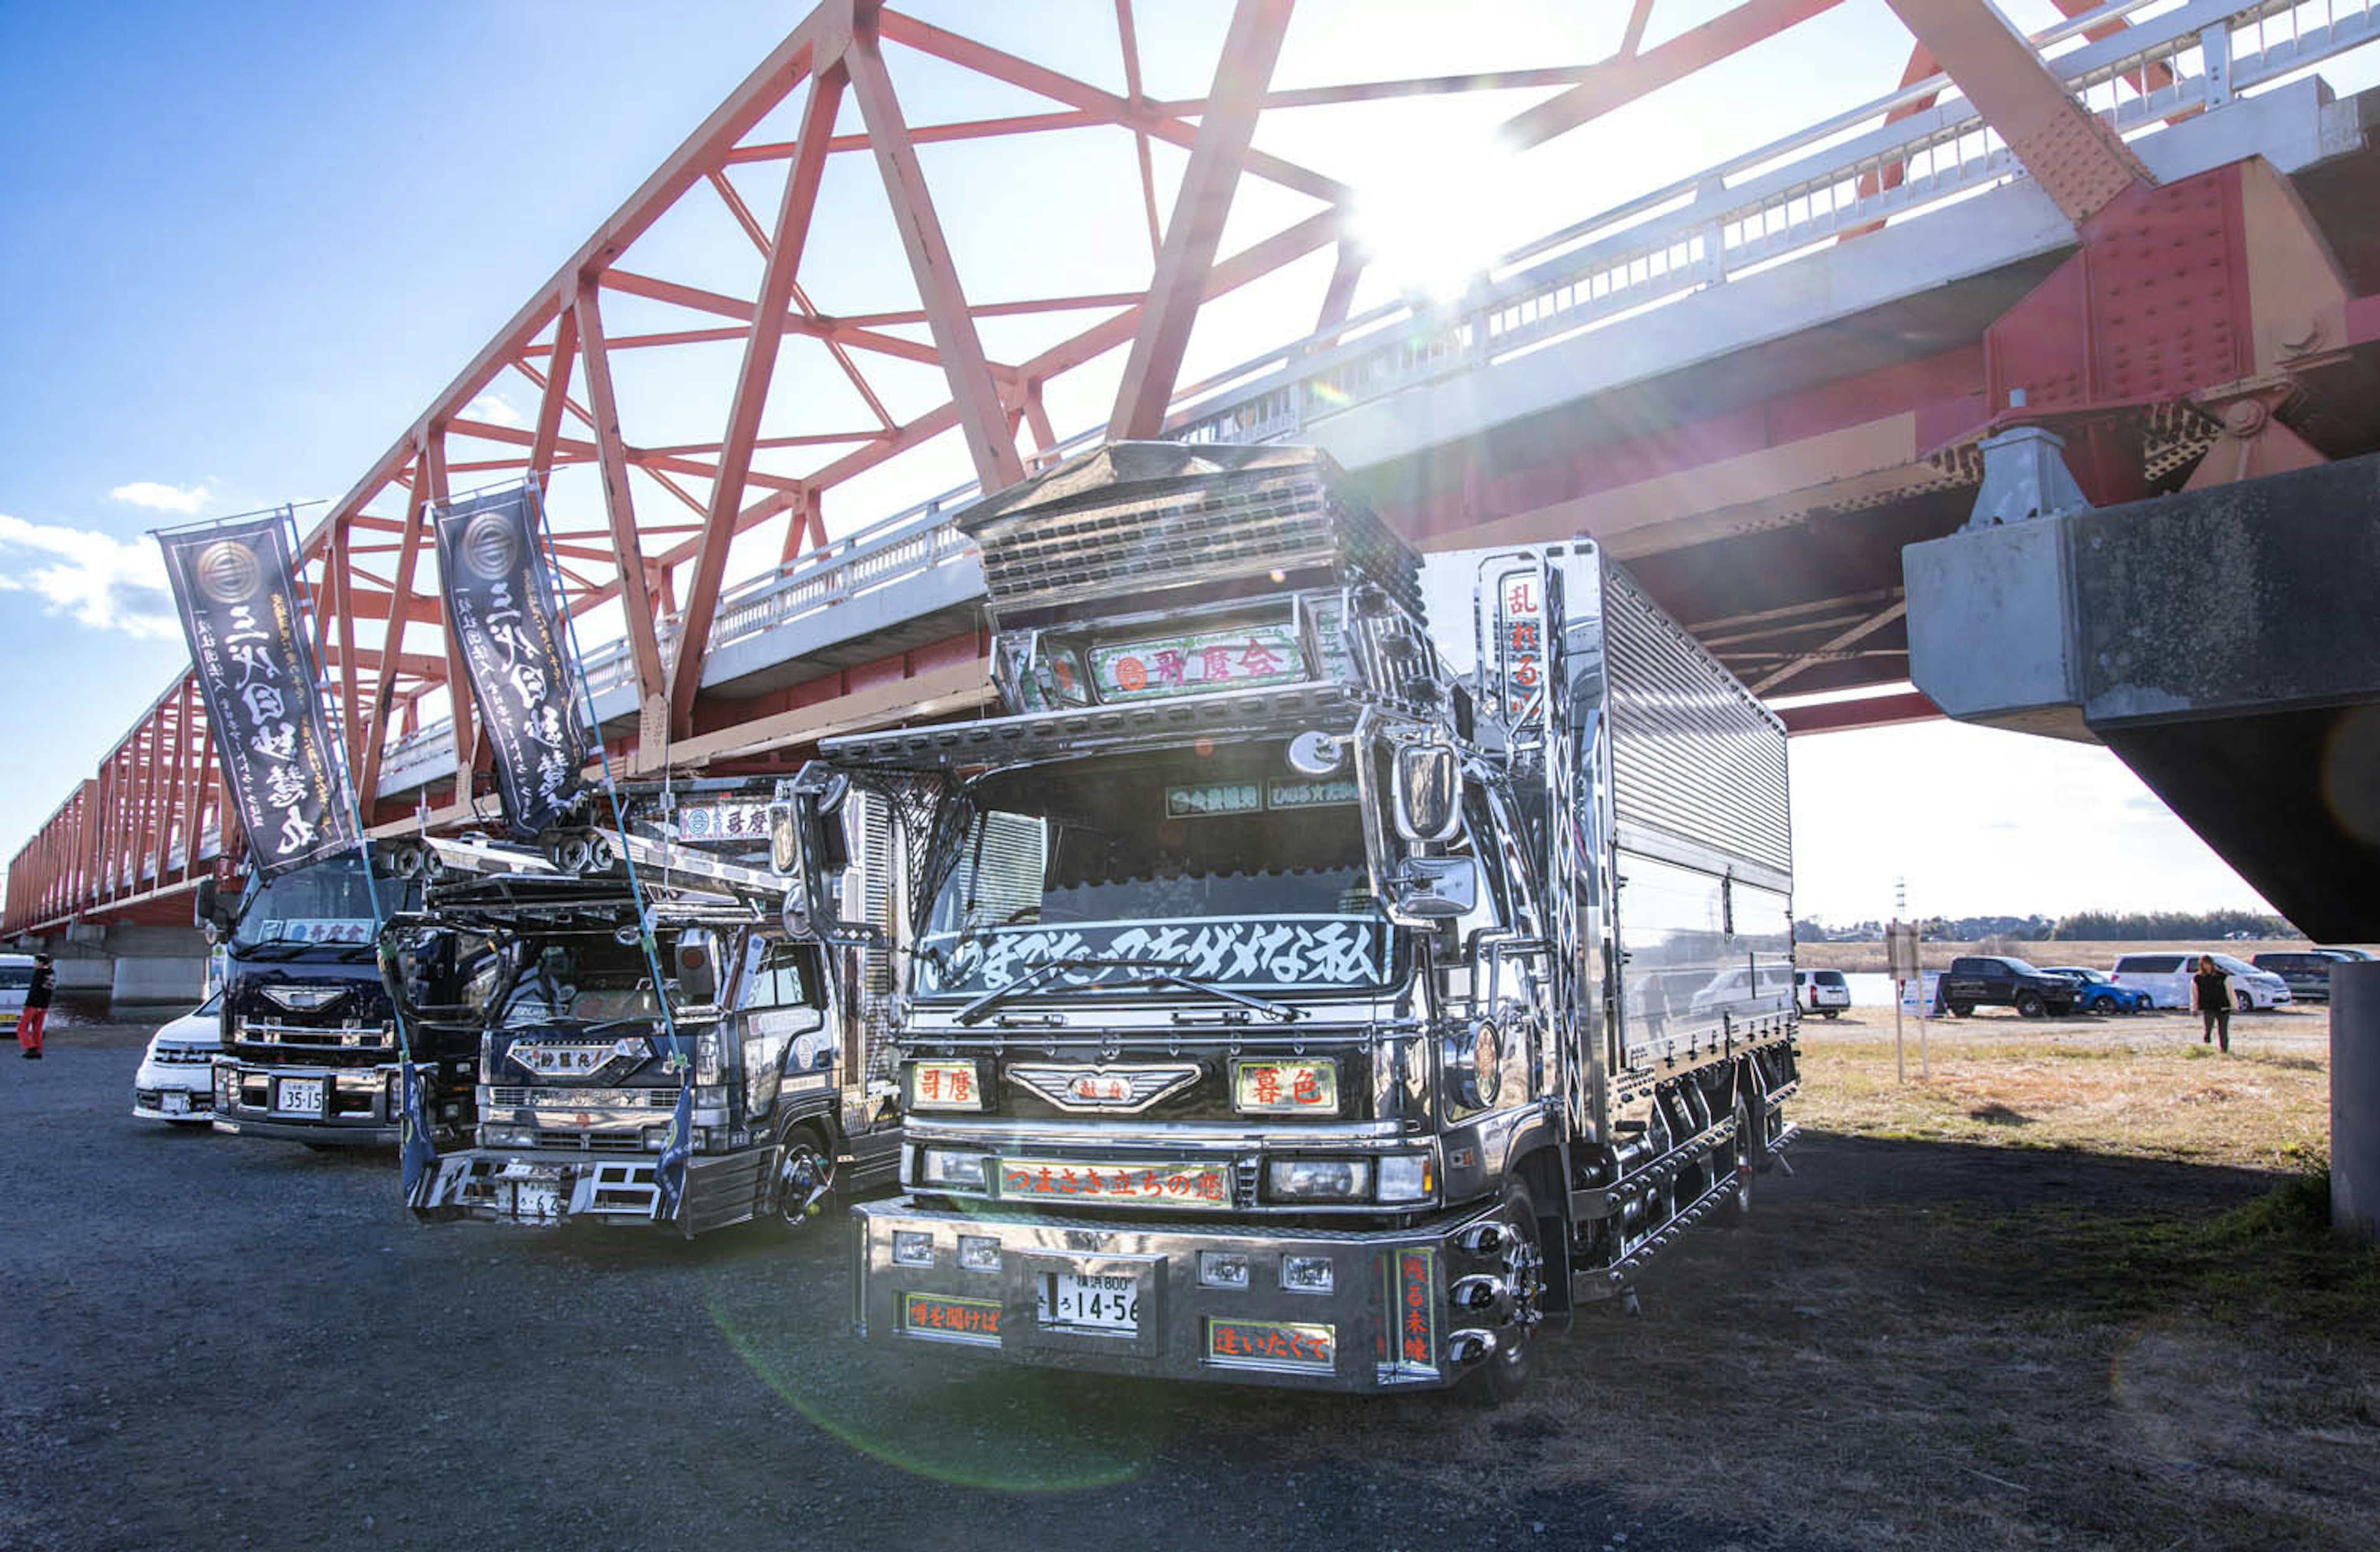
[401,781,902,1236]
[806,443,1799,1396]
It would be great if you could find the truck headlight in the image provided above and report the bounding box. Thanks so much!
[1267,1158,1371,1201]
[483,1124,538,1149]
[1375,1152,1435,1203]
[915,1147,990,1191]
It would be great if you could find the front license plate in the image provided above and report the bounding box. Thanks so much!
[1039,1271,1141,1336]
[276,1077,324,1114]
[162,1092,190,1115]
[997,1158,1230,1209]
[508,1182,562,1222]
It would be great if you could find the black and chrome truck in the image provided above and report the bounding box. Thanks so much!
[403,784,902,1235]
[203,854,479,1147]
[809,443,1799,1396]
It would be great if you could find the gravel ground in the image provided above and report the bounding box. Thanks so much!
[4,1011,2335,1551]
[0,1016,1787,1552]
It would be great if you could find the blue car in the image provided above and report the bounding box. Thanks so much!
[2042,966,2153,1014]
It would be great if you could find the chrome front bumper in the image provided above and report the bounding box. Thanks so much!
[415,1145,773,1234]
[852,1196,1516,1393]
[211,1059,468,1147]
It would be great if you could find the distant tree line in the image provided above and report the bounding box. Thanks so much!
[1796,910,2300,941]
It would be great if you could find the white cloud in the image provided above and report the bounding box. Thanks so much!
[107,480,213,514]
[0,512,178,639]
[465,394,524,428]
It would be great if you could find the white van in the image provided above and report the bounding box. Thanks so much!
[0,952,33,1034]
[2110,951,2293,1011]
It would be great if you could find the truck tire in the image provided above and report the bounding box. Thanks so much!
[1459,1180,1545,1406]
[767,1121,836,1235]
[2014,990,2046,1019]
[1946,1000,1973,1018]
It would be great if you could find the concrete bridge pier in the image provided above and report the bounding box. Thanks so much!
[2336,963,2380,1244]
[15,922,213,1009]
[1903,448,2380,942]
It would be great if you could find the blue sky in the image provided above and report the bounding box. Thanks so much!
[0,1,2287,924]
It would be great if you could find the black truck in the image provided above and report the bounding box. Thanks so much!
[203,854,480,1146]
[1937,955,2081,1018]
[401,783,903,1235]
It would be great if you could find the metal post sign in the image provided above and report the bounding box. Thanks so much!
[431,485,588,837]
[157,514,356,877]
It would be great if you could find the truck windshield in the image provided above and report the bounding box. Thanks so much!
[914,745,1392,999]
[499,935,663,1028]
[231,858,411,952]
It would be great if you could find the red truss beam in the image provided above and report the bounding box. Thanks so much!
[7,0,2033,935]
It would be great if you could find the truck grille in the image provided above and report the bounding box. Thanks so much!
[487,1087,677,1109]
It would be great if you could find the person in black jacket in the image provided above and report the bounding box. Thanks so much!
[17,953,55,1059]
[2190,955,2231,1054]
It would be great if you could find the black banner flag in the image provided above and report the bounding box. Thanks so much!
[158,514,357,879]
[431,485,589,837]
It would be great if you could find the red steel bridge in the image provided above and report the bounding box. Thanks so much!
[15,0,2380,938]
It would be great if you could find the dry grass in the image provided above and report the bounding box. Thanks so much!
[1804,938,2308,974]
[1275,1003,2380,1551]
[1798,1007,2333,1171]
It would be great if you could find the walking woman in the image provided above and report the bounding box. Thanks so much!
[2191,954,2232,1054]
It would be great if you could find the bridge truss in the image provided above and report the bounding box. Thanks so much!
[14,0,2380,933]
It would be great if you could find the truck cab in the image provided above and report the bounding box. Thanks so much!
[405,791,901,1235]
[826,443,1798,1395]
[206,855,477,1146]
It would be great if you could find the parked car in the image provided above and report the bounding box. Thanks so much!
[0,951,32,1037]
[133,994,221,1126]
[2110,952,2293,1010]
[2320,946,2376,961]
[2040,966,2153,1014]
[1939,955,2082,1018]
[2252,950,2354,1003]
[1795,968,1852,1018]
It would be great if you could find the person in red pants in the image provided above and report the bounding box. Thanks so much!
[17,952,55,1058]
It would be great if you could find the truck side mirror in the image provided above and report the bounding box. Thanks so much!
[776,764,854,941]
[1391,740,1461,844]
[193,876,234,938]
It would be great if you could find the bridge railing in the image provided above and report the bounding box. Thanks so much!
[358,0,2375,788]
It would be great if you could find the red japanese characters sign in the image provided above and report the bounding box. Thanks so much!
[903,1293,1002,1346]
[1207,1317,1336,1372]
[1087,624,1305,702]
[997,1158,1232,1209]
[1231,1059,1339,1114]
[908,1059,983,1110]
[1395,1248,1437,1369]
[1491,564,1548,724]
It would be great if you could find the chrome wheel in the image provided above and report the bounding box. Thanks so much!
[771,1126,835,1233]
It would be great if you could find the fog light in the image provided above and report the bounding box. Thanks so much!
[1280,1254,1334,1295]
[1376,1152,1434,1203]
[916,1147,989,1191]
[1199,1251,1251,1290]
[958,1235,1001,1273]
[892,1230,935,1268]
[1267,1158,1370,1201]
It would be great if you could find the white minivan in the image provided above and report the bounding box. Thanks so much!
[1795,968,1852,1018]
[0,952,33,1036]
[133,993,223,1124]
[2110,951,2293,1011]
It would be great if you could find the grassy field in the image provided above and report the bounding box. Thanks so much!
[1803,938,2314,974]
[1370,1003,2380,1550]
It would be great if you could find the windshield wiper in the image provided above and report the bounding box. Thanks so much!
[1130,969,1300,1023]
[233,941,317,961]
[954,956,1184,1027]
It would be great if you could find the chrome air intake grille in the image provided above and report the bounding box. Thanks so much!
[1602,560,1791,878]
[964,446,1419,618]
[488,1087,677,1109]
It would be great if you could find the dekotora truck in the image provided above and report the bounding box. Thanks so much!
[806,443,1799,1396]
